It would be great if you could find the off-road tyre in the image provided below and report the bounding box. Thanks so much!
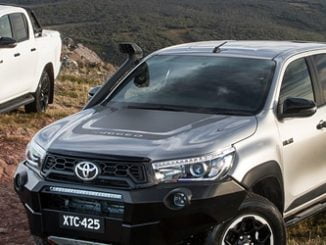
[205,193,286,245]
[25,70,51,113]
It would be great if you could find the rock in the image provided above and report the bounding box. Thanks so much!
[62,56,79,70]
[59,37,115,79]
[61,37,106,70]
[63,37,77,50]
[73,43,103,66]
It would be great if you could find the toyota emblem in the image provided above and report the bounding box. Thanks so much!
[75,161,99,181]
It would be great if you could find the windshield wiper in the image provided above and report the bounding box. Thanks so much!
[210,110,254,116]
[126,104,187,112]
[124,104,254,116]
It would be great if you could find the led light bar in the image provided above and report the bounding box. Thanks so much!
[48,186,123,200]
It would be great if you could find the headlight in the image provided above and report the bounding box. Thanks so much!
[153,147,235,183]
[26,140,46,169]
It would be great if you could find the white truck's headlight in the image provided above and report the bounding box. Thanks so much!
[26,140,46,169]
[153,147,235,183]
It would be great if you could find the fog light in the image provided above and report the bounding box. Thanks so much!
[164,188,192,210]
[173,192,187,208]
[14,172,28,191]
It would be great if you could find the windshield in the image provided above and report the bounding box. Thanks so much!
[107,55,275,115]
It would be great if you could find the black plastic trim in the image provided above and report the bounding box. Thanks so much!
[241,161,284,211]
[242,161,283,190]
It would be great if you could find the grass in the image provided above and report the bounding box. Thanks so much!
[0,68,103,141]
[288,212,325,244]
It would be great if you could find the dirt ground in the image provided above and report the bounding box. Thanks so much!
[0,135,33,244]
[0,184,34,245]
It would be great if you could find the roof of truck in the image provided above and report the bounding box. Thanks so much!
[157,40,326,60]
[0,4,25,15]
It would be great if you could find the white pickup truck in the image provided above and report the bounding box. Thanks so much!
[0,4,61,113]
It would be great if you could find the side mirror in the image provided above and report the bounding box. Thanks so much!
[0,37,17,48]
[279,97,317,118]
[88,86,102,100]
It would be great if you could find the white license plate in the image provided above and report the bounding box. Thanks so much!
[59,213,104,233]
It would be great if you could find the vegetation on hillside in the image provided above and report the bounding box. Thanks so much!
[3,0,326,63]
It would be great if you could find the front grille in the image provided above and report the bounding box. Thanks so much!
[40,193,124,218]
[42,153,148,189]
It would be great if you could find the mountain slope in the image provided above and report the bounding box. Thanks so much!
[3,0,326,63]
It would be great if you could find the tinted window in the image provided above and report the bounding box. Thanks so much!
[108,55,275,115]
[27,11,41,35]
[0,15,13,38]
[280,58,315,103]
[314,54,326,100]
[10,13,28,42]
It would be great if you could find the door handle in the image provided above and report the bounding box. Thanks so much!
[14,53,21,57]
[316,120,326,130]
[0,60,3,64]
[31,48,36,52]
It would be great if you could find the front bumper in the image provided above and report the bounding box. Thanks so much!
[15,162,247,245]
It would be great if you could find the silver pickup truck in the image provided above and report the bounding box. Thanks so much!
[14,41,326,245]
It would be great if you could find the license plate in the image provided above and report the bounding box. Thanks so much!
[59,213,104,233]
